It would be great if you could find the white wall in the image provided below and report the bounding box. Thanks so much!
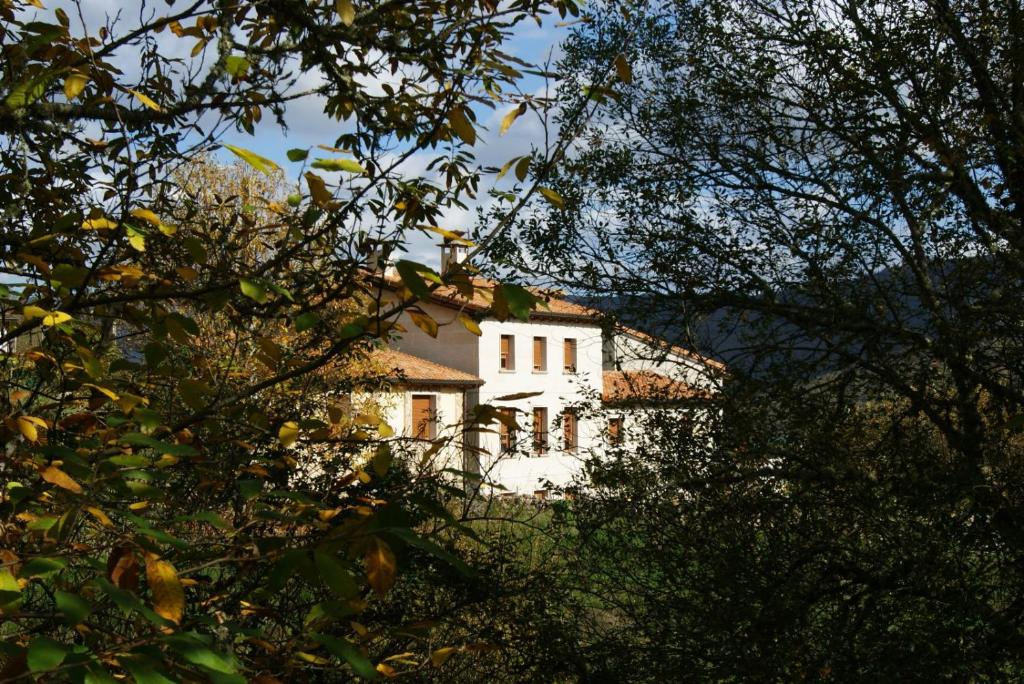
[377,385,468,473]
[474,317,605,494]
[389,300,481,376]
[608,332,721,390]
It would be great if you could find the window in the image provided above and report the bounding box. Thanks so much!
[563,338,577,372]
[532,407,548,455]
[607,416,623,445]
[412,394,436,440]
[500,334,515,371]
[533,336,547,372]
[498,407,517,454]
[563,409,578,452]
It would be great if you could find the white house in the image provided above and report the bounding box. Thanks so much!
[371,241,725,495]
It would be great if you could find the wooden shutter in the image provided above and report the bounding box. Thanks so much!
[563,409,577,452]
[532,407,548,454]
[564,338,576,371]
[412,395,434,439]
[500,335,512,370]
[498,407,516,452]
[533,337,545,371]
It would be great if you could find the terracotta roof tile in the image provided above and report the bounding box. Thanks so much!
[378,273,602,323]
[375,348,483,387]
[602,370,708,404]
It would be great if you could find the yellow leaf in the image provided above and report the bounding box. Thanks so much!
[457,313,481,336]
[614,53,633,85]
[408,309,438,338]
[223,143,280,175]
[146,555,184,624]
[158,223,177,236]
[127,230,146,252]
[419,224,474,245]
[129,208,161,225]
[128,88,161,111]
[538,186,565,210]
[82,217,117,230]
[85,506,113,528]
[377,421,394,438]
[41,466,82,493]
[82,383,120,401]
[17,417,39,441]
[22,305,47,320]
[64,72,88,100]
[336,0,355,25]
[447,106,476,145]
[305,171,332,206]
[364,537,396,596]
[278,421,300,448]
[500,103,526,135]
[106,548,139,590]
[42,310,71,326]
[431,646,459,667]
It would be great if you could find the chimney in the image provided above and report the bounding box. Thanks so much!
[439,232,469,274]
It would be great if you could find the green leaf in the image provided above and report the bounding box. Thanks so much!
[224,55,249,77]
[164,634,239,675]
[295,311,319,332]
[178,378,210,411]
[496,284,538,321]
[310,158,366,174]
[223,144,280,175]
[0,571,22,610]
[314,550,359,598]
[121,433,198,456]
[514,155,531,182]
[183,237,207,264]
[287,148,310,162]
[395,260,435,300]
[6,71,57,109]
[239,278,268,303]
[55,590,92,624]
[120,657,178,684]
[313,633,380,680]
[27,637,68,674]
[19,556,67,578]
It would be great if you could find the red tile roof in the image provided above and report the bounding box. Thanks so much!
[375,348,483,387]
[602,370,708,404]
[377,273,602,323]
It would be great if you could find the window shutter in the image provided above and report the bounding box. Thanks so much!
[564,338,576,371]
[412,395,434,439]
[563,409,577,452]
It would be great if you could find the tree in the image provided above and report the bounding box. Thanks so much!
[495,0,1024,678]
[0,0,583,680]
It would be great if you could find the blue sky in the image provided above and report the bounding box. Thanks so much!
[38,1,571,267]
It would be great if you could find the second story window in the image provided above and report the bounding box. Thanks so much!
[532,407,548,455]
[500,334,515,371]
[563,338,577,372]
[412,394,437,440]
[563,409,578,453]
[533,336,547,372]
